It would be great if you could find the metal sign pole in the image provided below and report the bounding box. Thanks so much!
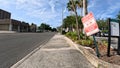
[93,35,100,57]
[118,36,120,55]
[107,18,111,57]
[117,20,120,55]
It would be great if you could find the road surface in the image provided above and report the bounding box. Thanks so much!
[0,32,56,68]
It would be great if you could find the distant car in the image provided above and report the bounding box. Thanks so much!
[103,32,108,36]
[95,30,102,37]
[36,30,43,33]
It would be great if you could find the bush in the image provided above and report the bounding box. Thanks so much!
[80,32,85,39]
[62,30,66,34]
[76,39,94,47]
[102,30,108,33]
[101,40,108,46]
[65,31,92,40]
[65,32,78,41]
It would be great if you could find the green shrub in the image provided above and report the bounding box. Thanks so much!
[102,30,108,33]
[101,40,108,46]
[65,32,78,41]
[62,30,66,34]
[65,31,92,41]
[76,39,94,47]
[79,32,85,39]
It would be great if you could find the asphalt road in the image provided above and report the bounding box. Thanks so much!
[0,32,56,68]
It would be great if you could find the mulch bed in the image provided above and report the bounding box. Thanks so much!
[93,45,120,65]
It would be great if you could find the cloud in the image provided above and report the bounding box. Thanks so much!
[88,0,120,19]
[99,1,120,19]
[0,0,9,6]
[0,0,15,9]
[63,7,67,13]
[88,0,96,10]
[27,9,58,22]
[0,0,68,27]
[48,0,56,13]
[15,0,58,22]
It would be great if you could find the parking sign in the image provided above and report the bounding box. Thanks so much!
[81,12,99,36]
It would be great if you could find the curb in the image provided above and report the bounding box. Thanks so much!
[63,35,120,68]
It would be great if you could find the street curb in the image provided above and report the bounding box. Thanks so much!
[63,35,120,68]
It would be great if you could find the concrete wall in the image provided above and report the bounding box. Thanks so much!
[0,19,10,31]
[0,24,9,30]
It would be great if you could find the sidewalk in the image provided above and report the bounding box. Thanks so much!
[11,34,94,68]
[0,31,16,33]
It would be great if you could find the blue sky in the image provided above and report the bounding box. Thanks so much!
[0,0,120,28]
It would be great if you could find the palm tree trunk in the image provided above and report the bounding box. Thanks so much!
[75,10,80,40]
[81,8,83,16]
[71,0,80,40]
[83,0,88,40]
[83,0,88,16]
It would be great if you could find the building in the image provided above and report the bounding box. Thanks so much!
[0,9,36,32]
[0,19,30,32]
[0,9,11,19]
[20,22,29,32]
[0,9,12,31]
[0,19,11,31]
[11,19,21,32]
[30,23,37,32]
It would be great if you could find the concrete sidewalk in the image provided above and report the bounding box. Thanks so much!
[11,34,95,68]
[0,31,16,33]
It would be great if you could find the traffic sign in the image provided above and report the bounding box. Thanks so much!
[81,12,100,57]
[82,12,99,36]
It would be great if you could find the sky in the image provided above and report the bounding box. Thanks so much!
[0,0,120,28]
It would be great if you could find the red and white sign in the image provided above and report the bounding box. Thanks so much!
[81,12,99,36]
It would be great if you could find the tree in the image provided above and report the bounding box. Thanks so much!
[117,11,120,19]
[83,0,88,16]
[97,19,108,32]
[38,23,52,31]
[75,0,88,16]
[51,28,57,32]
[63,15,76,31]
[63,15,83,32]
[76,0,83,16]
[67,0,80,40]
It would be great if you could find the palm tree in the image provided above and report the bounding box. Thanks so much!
[76,0,83,16]
[75,0,88,16]
[117,11,120,19]
[67,0,80,40]
[83,0,88,16]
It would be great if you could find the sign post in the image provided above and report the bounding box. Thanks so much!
[107,18,111,57]
[82,12,100,57]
